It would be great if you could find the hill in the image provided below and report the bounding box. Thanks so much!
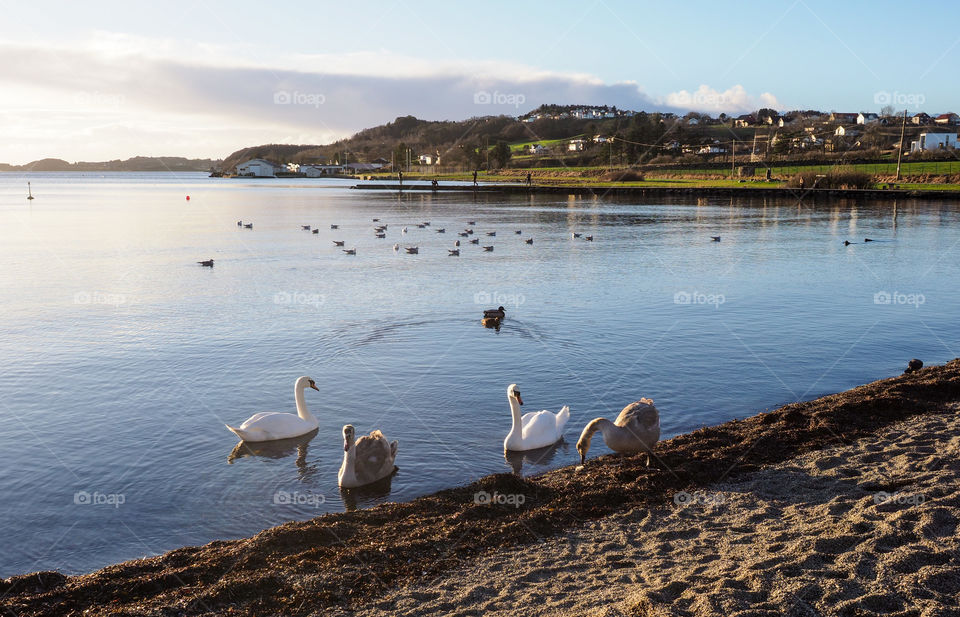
[0,156,221,172]
[220,112,641,171]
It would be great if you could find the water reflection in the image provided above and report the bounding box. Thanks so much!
[504,440,570,474]
[339,470,397,511]
[227,429,319,480]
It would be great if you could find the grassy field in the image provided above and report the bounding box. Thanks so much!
[363,161,960,192]
[633,160,960,177]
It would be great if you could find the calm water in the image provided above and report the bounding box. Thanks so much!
[1,172,958,577]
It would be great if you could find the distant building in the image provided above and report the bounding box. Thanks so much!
[418,154,435,165]
[236,159,280,177]
[834,126,860,137]
[829,112,859,124]
[857,112,880,125]
[911,112,932,125]
[301,164,344,177]
[734,114,756,127]
[528,144,548,155]
[934,113,960,125]
[910,133,958,152]
[343,162,384,172]
[593,135,612,143]
[568,139,586,152]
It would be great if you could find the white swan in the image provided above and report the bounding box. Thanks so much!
[576,398,660,465]
[338,424,399,488]
[225,376,320,442]
[503,383,570,451]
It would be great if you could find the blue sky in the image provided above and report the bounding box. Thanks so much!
[0,0,956,162]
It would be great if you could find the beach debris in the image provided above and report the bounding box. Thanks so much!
[905,358,924,374]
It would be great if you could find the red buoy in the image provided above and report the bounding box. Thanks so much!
[186,195,190,200]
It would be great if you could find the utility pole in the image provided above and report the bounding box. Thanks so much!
[731,139,736,178]
[895,109,907,181]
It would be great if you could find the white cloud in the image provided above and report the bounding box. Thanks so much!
[663,84,781,114]
[0,36,780,163]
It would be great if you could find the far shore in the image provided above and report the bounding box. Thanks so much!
[3,360,959,616]
[352,181,960,201]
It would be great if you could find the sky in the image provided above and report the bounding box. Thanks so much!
[0,0,956,164]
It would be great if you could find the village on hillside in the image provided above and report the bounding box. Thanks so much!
[229,105,960,178]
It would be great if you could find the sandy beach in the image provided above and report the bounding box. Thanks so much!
[3,360,959,617]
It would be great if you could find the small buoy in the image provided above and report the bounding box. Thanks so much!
[186,196,190,200]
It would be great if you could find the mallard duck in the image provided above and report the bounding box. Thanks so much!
[301,225,311,230]
[482,245,494,252]
[525,238,533,244]
[333,240,345,246]
[448,249,460,256]
[486,231,496,237]
[343,248,356,255]
[470,238,480,244]
[312,229,319,234]
[405,247,419,254]
[484,306,505,319]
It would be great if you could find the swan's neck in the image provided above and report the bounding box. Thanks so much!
[339,440,356,483]
[294,383,314,422]
[508,396,523,434]
[580,418,617,452]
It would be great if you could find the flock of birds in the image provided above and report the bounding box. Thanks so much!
[226,377,661,489]
[208,218,597,263]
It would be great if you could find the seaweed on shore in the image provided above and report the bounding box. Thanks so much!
[4,360,960,617]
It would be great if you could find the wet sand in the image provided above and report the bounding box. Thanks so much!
[3,360,959,617]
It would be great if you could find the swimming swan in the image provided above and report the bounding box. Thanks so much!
[503,383,570,451]
[576,398,660,465]
[338,424,398,488]
[225,376,320,442]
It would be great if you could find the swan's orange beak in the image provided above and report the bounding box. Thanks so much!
[309,381,319,391]
[343,437,349,452]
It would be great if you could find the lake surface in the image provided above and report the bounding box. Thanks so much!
[1,172,958,577]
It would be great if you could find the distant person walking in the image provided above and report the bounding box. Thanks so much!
[798,175,805,190]
[473,170,478,187]
[526,172,532,187]
[398,170,403,186]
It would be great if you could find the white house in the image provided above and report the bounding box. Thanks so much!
[934,113,960,125]
[835,126,860,137]
[286,162,300,173]
[593,135,612,143]
[910,133,958,152]
[528,144,548,155]
[857,112,879,125]
[418,154,435,165]
[236,159,280,177]
[697,144,727,154]
[301,164,344,177]
[567,139,586,152]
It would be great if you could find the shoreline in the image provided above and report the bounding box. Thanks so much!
[3,360,960,616]
[352,182,960,200]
